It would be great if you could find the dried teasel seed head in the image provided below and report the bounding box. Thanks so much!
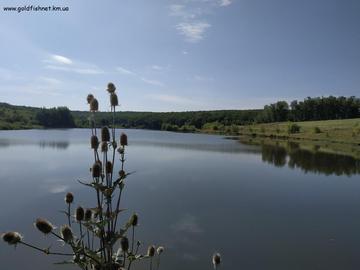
[106,161,112,174]
[2,232,22,245]
[120,133,128,146]
[101,141,108,152]
[129,213,138,227]
[110,93,119,107]
[35,218,54,234]
[117,146,124,154]
[65,192,74,204]
[76,206,85,221]
[107,82,116,93]
[101,127,110,142]
[91,135,99,149]
[86,94,94,104]
[119,170,126,178]
[147,245,155,257]
[157,246,164,255]
[120,236,129,251]
[60,225,73,243]
[90,98,99,112]
[92,162,102,178]
[104,189,112,198]
[212,253,221,267]
[85,209,92,221]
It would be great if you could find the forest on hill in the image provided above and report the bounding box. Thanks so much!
[0,96,359,131]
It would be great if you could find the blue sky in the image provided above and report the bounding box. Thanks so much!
[0,0,359,112]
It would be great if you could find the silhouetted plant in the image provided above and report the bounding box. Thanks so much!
[2,82,223,269]
[2,83,163,270]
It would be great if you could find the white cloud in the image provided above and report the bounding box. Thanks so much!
[116,66,137,76]
[44,54,104,75]
[51,54,73,65]
[45,65,104,75]
[176,22,211,42]
[170,1,231,43]
[141,78,164,87]
[151,65,164,71]
[115,66,164,87]
[194,75,213,82]
[219,0,232,6]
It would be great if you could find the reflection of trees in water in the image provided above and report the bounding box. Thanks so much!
[261,142,360,176]
[38,141,69,149]
[261,144,287,167]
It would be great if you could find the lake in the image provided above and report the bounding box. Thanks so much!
[1,129,360,270]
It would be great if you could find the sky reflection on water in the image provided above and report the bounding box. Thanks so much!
[1,129,360,270]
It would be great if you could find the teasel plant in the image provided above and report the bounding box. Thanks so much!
[1,82,164,270]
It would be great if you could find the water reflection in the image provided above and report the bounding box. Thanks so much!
[0,138,69,149]
[39,140,69,149]
[258,141,360,176]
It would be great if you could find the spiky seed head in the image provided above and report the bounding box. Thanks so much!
[120,133,128,146]
[107,82,116,93]
[117,146,124,154]
[91,135,99,149]
[2,232,22,245]
[76,206,84,221]
[129,213,138,227]
[35,218,54,234]
[90,98,99,112]
[212,253,221,267]
[147,245,155,257]
[86,94,94,104]
[60,225,73,243]
[120,236,129,252]
[110,93,119,107]
[105,161,112,174]
[101,141,108,152]
[85,209,92,221]
[65,192,74,204]
[157,246,164,255]
[101,127,110,142]
[92,162,102,178]
[112,141,118,149]
[119,170,125,178]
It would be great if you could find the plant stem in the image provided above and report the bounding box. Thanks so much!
[67,203,71,227]
[19,241,73,256]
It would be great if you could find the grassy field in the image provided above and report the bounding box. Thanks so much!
[237,118,360,144]
[233,118,360,159]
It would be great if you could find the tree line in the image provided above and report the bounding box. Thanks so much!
[257,96,360,123]
[36,107,75,128]
[1,96,359,130]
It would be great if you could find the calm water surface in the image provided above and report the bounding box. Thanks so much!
[1,129,360,270]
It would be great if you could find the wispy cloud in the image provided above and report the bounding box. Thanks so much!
[115,66,165,87]
[151,65,165,71]
[194,74,214,82]
[51,54,73,65]
[45,65,104,75]
[116,66,137,76]
[170,0,232,43]
[176,22,211,42]
[44,54,104,75]
[219,0,232,6]
[141,78,164,87]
